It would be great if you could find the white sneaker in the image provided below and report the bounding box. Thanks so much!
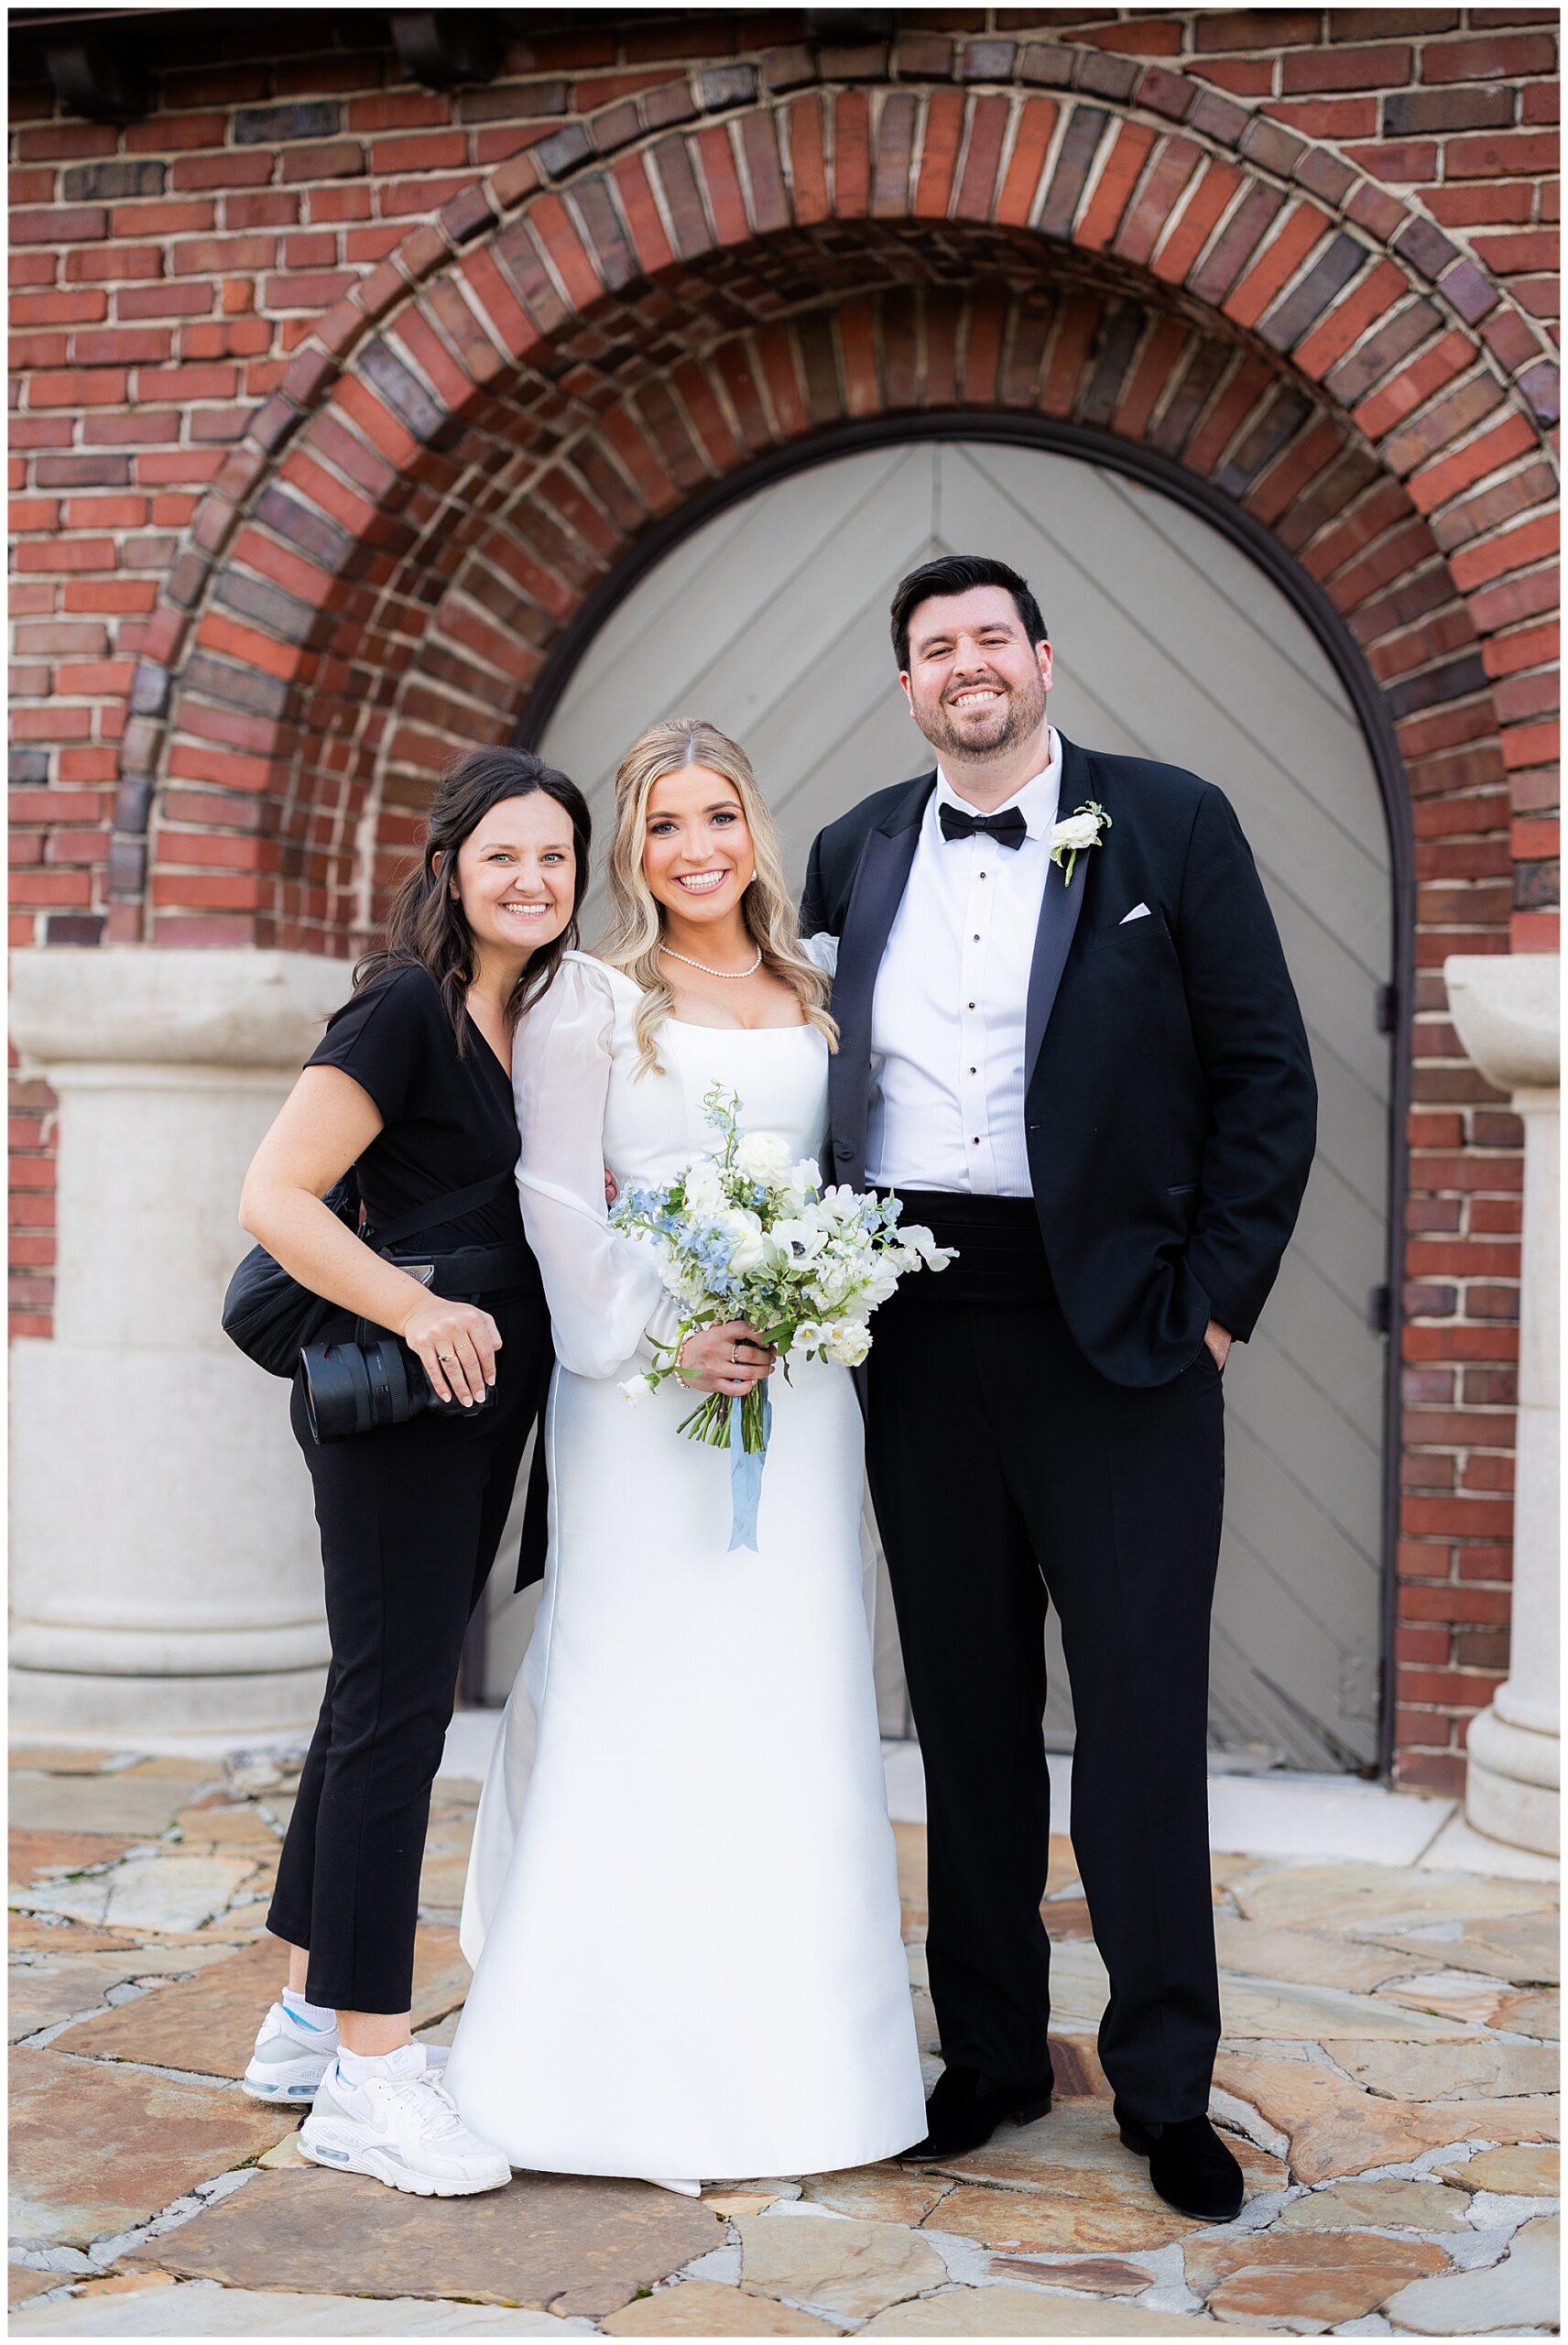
[241,2004,450,2104]
[242,2001,340,2102]
[299,2047,510,2197]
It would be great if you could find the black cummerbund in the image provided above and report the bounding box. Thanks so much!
[879,1189,1055,1310]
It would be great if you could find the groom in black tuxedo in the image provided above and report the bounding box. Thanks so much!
[801,554,1316,2221]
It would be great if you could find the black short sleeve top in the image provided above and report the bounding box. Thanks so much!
[307,965,524,1249]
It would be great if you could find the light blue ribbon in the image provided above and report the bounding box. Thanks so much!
[727,1385,772,1553]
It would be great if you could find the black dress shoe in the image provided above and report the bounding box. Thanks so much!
[899,2064,1054,2163]
[1116,2106,1245,2221]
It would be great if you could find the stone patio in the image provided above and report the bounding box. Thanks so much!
[7,1743,1559,2338]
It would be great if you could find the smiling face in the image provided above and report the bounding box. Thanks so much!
[640,763,756,929]
[900,584,1052,766]
[449,791,576,966]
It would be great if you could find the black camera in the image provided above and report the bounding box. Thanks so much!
[299,1332,493,1444]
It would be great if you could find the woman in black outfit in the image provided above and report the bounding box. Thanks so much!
[236,747,589,2198]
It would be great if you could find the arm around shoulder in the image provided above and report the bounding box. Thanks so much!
[799,928,839,979]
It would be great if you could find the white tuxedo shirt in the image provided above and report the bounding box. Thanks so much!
[865,731,1062,1197]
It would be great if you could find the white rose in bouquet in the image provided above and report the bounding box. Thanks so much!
[715,1206,769,1273]
[735,1129,794,1185]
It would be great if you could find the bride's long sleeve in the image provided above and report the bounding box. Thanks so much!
[512,958,682,1380]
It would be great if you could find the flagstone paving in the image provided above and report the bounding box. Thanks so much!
[8,1743,1560,2338]
[130,2167,725,2318]
[11,2287,592,2334]
[1436,2141,1560,2195]
[9,2048,291,2250]
[53,1925,471,2082]
[1383,2210,1560,2335]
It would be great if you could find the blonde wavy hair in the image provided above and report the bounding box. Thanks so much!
[598,717,837,1077]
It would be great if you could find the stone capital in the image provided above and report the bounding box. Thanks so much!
[1443,953,1560,1097]
[9,946,349,1073]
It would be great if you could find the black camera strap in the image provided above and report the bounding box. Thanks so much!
[366,1168,515,1251]
[349,1169,522,1348]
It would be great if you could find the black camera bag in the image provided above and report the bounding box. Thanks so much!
[222,1170,513,1378]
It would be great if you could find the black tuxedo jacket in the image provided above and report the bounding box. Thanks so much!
[800,734,1317,1387]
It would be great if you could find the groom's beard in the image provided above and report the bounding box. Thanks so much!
[914,670,1050,768]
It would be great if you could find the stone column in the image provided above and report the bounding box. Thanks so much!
[10,949,349,1742]
[1443,953,1560,1856]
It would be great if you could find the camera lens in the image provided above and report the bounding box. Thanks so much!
[303,1341,368,1442]
[302,1336,413,1441]
[301,1334,491,1441]
[361,1336,419,1431]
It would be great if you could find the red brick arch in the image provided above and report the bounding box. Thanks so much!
[117,67,1554,963]
[38,51,1554,1795]
[9,23,1554,1795]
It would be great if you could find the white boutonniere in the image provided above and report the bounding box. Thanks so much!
[1048,801,1111,886]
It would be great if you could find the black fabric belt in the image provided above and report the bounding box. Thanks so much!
[376,1240,539,1301]
[877,1188,1056,1310]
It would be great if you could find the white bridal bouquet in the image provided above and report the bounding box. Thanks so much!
[610,1083,955,1548]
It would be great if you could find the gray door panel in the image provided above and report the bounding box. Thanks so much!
[479,442,1392,1775]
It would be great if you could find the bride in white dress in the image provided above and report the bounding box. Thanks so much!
[444,718,925,2187]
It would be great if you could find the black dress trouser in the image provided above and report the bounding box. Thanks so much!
[864,1194,1225,2124]
[267,1288,550,2014]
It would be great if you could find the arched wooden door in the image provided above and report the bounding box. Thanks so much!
[486,438,1396,1772]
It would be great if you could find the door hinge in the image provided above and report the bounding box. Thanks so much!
[1368,1283,1392,1333]
[1376,982,1398,1034]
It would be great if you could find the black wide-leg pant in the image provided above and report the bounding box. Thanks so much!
[865,1198,1225,2124]
[267,1291,550,2014]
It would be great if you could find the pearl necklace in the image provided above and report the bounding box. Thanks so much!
[659,943,763,980]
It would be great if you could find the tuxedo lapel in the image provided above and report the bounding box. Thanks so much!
[1024,734,1094,1080]
[828,774,932,1188]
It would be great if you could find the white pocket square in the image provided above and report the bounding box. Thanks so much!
[1119,902,1151,925]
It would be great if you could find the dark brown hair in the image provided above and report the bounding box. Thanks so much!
[355,747,592,1049]
[890,554,1049,673]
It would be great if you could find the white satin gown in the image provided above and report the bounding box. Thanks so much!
[444,950,925,2182]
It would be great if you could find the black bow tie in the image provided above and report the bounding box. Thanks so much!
[938,802,1028,850]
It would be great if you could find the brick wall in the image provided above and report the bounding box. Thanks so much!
[8,8,1559,1783]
